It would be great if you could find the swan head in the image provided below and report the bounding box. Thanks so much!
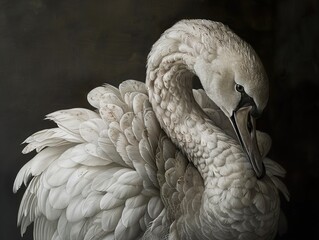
[194,39,268,179]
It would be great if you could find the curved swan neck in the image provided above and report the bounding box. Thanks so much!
[146,42,232,184]
[146,21,210,134]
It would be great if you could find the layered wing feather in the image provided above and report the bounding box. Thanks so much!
[14,80,163,240]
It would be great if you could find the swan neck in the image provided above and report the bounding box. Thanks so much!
[147,54,217,181]
[146,52,250,186]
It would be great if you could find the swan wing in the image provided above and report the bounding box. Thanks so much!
[14,80,163,240]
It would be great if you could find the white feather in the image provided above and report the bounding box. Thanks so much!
[87,86,108,109]
[48,185,71,209]
[98,132,125,166]
[132,93,148,114]
[119,80,147,99]
[270,176,290,201]
[22,128,80,154]
[46,108,99,136]
[57,212,69,238]
[114,220,140,240]
[45,163,74,187]
[117,170,142,186]
[79,119,107,143]
[61,144,108,166]
[122,204,147,228]
[120,112,135,131]
[70,220,86,240]
[100,192,124,210]
[124,127,139,145]
[101,206,124,232]
[66,195,84,222]
[82,192,103,218]
[100,103,124,123]
[45,196,63,221]
[14,146,68,192]
[144,110,161,152]
[65,167,90,196]
[33,216,57,240]
[107,183,142,200]
[90,169,119,192]
[139,139,154,167]
[84,219,105,240]
[147,196,164,219]
[132,113,144,141]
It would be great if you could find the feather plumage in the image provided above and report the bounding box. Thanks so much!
[15,19,288,240]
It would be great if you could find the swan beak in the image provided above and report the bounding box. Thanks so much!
[230,106,265,179]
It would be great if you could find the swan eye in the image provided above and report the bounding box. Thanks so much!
[235,84,245,93]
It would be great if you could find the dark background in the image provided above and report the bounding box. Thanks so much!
[1,0,318,239]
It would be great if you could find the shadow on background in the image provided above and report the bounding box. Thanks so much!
[1,0,318,239]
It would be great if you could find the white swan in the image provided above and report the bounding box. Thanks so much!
[14,19,289,240]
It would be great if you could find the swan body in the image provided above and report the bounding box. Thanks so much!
[14,20,288,240]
